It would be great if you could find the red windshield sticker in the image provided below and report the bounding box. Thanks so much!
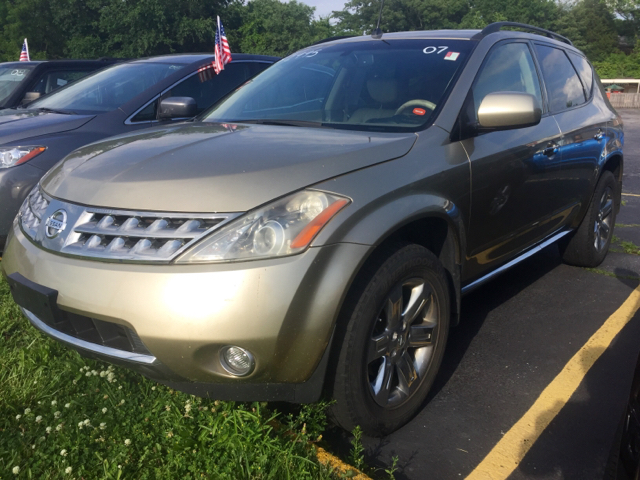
[444,52,460,61]
[413,108,426,116]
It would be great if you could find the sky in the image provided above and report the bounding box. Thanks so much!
[297,0,348,18]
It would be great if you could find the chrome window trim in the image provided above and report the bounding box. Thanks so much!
[22,307,159,365]
[124,60,275,125]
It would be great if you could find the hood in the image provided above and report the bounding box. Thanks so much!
[41,122,417,212]
[0,109,96,145]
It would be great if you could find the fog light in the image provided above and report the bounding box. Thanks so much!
[220,346,255,376]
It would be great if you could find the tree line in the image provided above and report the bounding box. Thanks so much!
[0,0,638,78]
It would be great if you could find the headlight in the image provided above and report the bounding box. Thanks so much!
[176,190,350,263]
[0,146,46,168]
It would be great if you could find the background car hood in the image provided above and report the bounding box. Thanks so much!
[42,122,417,212]
[0,109,96,145]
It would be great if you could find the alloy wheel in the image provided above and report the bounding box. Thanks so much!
[594,186,614,252]
[367,277,440,408]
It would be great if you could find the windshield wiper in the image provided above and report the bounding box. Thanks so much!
[33,107,77,115]
[232,119,325,128]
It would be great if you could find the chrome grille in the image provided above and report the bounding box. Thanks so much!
[18,186,239,263]
[62,209,233,261]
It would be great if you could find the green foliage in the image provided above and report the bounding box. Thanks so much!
[0,271,342,479]
[236,0,333,57]
[348,426,365,472]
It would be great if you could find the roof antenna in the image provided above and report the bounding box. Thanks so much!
[371,0,385,39]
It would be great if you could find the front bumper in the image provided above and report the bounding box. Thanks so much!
[2,223,371,401]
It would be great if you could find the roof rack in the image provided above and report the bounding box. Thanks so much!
[475,22,573,46]
[311,36,356,46]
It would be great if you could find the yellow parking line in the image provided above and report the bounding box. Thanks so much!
[622,193,640,197]
[466,284,640,480]
[316,445,372,479]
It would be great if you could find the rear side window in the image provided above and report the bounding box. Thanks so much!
[472,42,543,116]
[534,44,586,113]
[31,70,92,95]
[567,52,594,99]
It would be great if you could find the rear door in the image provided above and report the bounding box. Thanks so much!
[533,44,607,222]
[459,41,565,279]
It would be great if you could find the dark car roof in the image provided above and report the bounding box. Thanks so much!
[131,53,279,65]
[1,59,118,68]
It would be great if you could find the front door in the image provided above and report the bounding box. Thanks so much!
[459,41,566,281]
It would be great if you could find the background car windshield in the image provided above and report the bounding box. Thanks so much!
[28,62,186,113]
[203,39,472,131]
[0,65,34,104]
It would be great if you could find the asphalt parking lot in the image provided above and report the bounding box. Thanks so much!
[326,110,640,480]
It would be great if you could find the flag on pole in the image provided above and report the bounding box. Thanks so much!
[213,16,232,74]
[19,39,30,62]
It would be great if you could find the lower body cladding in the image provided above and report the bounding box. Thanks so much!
[1,224,371,402]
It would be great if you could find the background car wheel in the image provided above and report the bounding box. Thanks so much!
[329,243,450,437]
[560,170,617,268]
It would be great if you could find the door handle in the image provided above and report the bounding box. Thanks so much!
[594,129,605,141]
[543,143,559,157]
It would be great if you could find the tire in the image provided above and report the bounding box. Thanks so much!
[561,170,617,267]
[329,243,450,437]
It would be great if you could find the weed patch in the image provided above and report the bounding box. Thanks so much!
[0,270,347,479]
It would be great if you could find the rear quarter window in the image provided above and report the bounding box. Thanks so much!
[534,44,586,113]
[567,52,594,99]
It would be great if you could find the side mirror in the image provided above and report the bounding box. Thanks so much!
[477,92,542,130]
[20,92,41,105]
[157,97,198,120]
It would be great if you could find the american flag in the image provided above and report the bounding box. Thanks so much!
[213,16,232,74]
[19,39,30,62]
[197,64,215,83]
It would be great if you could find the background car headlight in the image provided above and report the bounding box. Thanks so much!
[0,146,46,168]
[176,190,350,263]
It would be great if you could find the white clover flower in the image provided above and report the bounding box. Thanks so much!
[65,466,72,474]
[118,385,122,390]
[72,379,77,385]
[124,439,131,446]
[119,399,125,405]
[31,444,35,449]
[91,370,98,376]
[46,426,52,434]
[118,465,121,469]
[107,372,116,382]
[54,411,61,418]
[78,421,83,429]
[35,415,42,423]
[51,400,57,406]
[102,407,107,414]
[152,386,156,390]
[83,419,90,426]
[100,371,107,377]
[56,424,63,431]
[65,403,71,408]
[37,401,41,405]
[24,408,31,415]
[85,372,91,377]
[100,422,106,430]
[16,414,21,420]
[60,449,68,456]
[12,466,20,474]
[165,405,171,411]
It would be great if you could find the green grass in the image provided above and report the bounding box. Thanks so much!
[0,268,342,479]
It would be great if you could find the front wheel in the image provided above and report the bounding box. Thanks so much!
[329,243,450,436]
[561,170,617,267]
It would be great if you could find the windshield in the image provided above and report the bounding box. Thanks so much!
[203,39,473,132]
[28,62,187,113]
[0,65,34,105]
